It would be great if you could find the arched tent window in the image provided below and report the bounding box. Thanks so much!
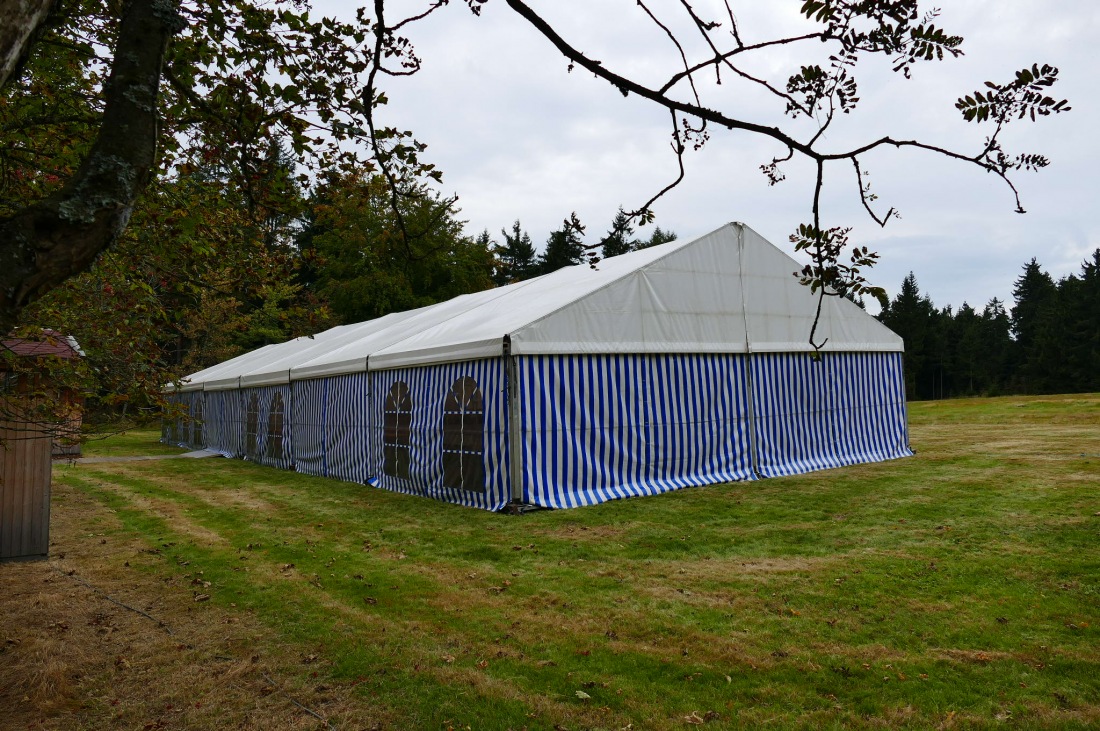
[383,381,412,479]
[192,394,204,447]
[268,392,285,462]
[245,392,260,458]
[441,376,484,492]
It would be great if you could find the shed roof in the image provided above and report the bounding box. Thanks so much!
[2,330,83,361]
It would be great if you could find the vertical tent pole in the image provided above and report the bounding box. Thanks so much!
[504,336,523,504]
[736,223,762,478]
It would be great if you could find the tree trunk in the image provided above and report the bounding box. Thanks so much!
[0,0,182,331]
[0,0,55,88]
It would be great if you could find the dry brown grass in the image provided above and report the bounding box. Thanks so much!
[0,479,394,731]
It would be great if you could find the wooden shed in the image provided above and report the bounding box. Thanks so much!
[1,331,84,562]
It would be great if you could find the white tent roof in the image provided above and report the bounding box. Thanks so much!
[178,222,902,389]
[364,222,901,369]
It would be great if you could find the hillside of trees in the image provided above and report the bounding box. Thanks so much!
[877,254,1100,400]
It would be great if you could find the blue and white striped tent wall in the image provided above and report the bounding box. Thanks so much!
[517,353,756,509]
[161,391,180,445]
[290,377,329,478]
[164,349,910,512]
[369,359,510,511]
[237,385,293,470]
[184,391,206,450]
[749,351,911,478]
[165,390,201,450]
[322,373,372,483]
[289,374,372,480]
[202,389,240,458]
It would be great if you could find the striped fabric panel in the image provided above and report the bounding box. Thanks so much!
[518,354,755,509]
[370,359,510,511]
[291,378,328,477]
[323,373,373,484]
[202,390,239,458]
[160,393,178,445]
[827,351,912,465]
[185,391,206,450]
[749,351,912,478]
[238,385,293,471]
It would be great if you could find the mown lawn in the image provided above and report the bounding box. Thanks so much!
[24,395,1100,728]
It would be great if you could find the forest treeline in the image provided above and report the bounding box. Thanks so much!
[8,156,676,422]
[877,255,1100,400]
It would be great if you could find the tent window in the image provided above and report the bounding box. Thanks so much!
[268,392,285,461]
[441,376,484,492]
[383,381,412,479]
[192,395,204,446]
[245,392,260,458]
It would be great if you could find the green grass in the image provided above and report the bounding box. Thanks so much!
[79,426,187,457]
[53,394,1100,729]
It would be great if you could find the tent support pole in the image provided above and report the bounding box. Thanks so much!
[504,337,524,505]
[736,223,762,479]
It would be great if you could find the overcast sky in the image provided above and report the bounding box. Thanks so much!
[333,1,1098,313]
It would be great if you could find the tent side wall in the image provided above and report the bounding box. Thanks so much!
[291,377,330,477]
[516,353,756,509]
[203,389,241,458]
[236,385,293,469]
[290,373,373,482]
[749,351,911,477]
[160,392,178,445]
[323,374,372,483]
[369,358,510,511]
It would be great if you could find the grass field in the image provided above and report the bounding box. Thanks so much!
[2,394,1098,730]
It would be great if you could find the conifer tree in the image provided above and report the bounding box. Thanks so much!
[1010,259,1058,392]
[493,220,538,285]
[600,208,637,259]
[538,224,586,274]
[878,272,935,399]
[635,226,678,250]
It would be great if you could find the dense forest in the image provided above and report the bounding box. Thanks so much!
[877,254,1100,400]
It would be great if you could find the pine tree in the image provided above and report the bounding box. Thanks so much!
[600,208,636,259]
[538,224,586,274]
[979,297,1013,394]
[878,272,936,399]
[1010,258,1058,393]
[1070,250,1100,391]
[493,221,538,285]
[952,302,983,394]
[635,226,678,249]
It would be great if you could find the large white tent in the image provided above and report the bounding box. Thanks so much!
[166,222,911,510]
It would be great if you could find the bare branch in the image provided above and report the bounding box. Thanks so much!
[852,158,896,227]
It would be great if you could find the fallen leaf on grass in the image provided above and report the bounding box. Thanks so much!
[193,594,210,602]
[684,711,705,724]
[363,597,377,605]
[575,690,591,700]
